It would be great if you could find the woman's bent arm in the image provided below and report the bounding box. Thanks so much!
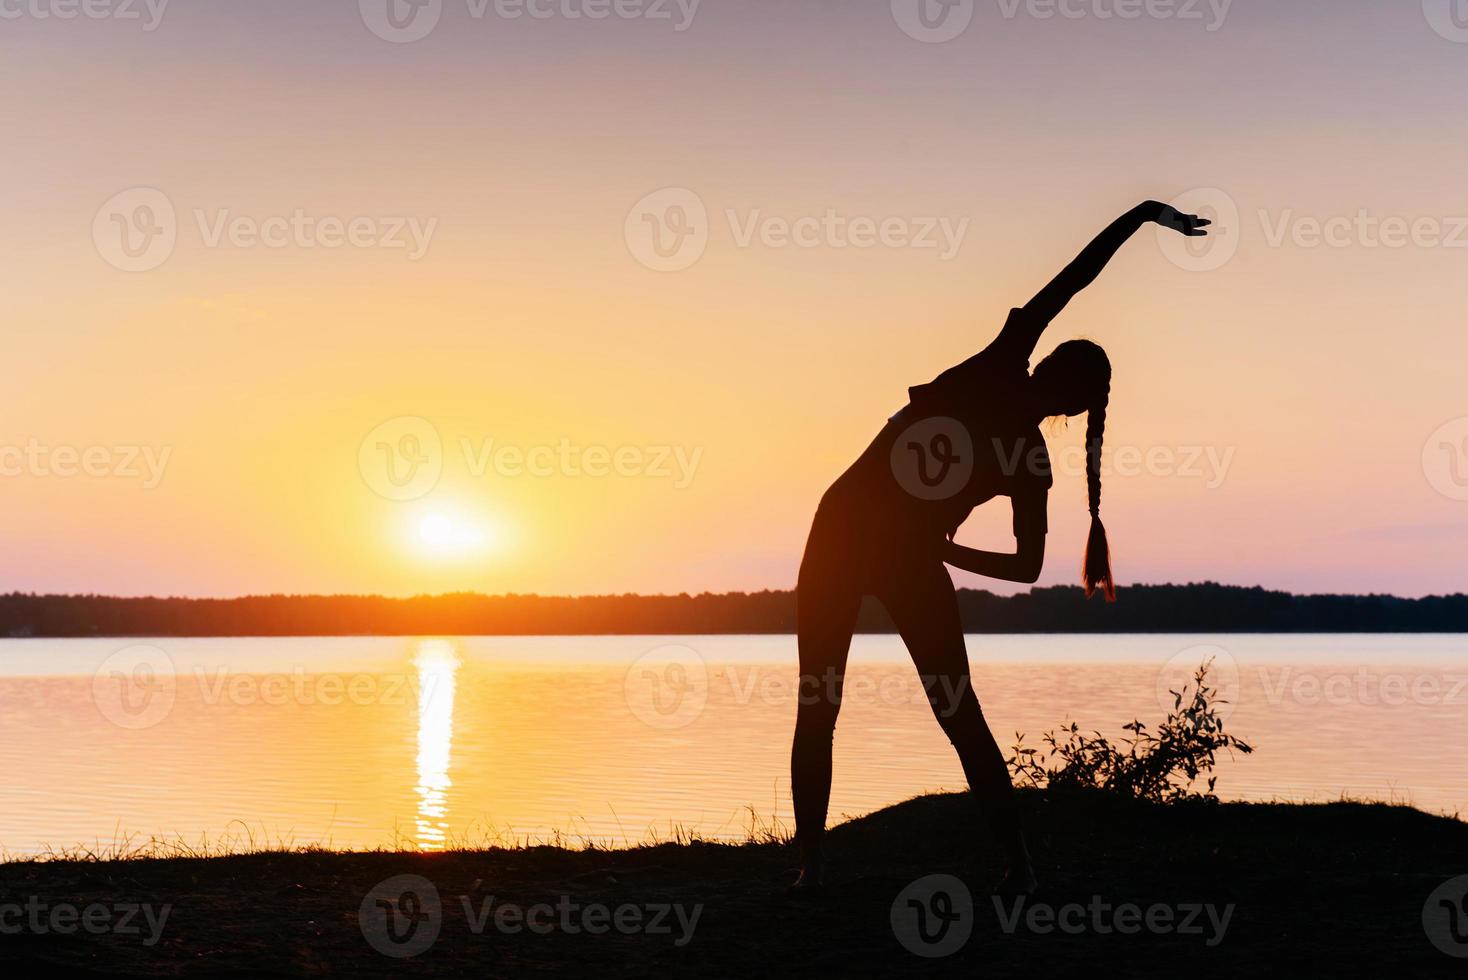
[941,534,1045,585]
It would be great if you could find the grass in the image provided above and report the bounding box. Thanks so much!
[5,805,795,866]
[3,791,1467,977]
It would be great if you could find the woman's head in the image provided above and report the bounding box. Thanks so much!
[1031,340,1116,602]
[1031,339,1110,418]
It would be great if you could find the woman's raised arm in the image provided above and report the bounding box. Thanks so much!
[1006,201,1211,356]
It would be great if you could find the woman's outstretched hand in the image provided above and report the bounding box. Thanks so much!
[1018,199,1212,338]
[1147,201,1211,237]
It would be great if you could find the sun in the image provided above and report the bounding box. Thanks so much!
[414,508,494,557]
[419,513,456,548]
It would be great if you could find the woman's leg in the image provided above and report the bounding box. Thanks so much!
[790,531,862,887]
[875,559,1036,890]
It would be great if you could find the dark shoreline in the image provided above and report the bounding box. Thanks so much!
[4,583,1468,638]
[3,791,1465,977]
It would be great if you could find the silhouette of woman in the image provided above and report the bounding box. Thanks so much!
[790,200,1210,893]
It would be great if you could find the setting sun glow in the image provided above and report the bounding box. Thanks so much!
[414,509,495,559]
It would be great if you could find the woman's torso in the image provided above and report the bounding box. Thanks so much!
[814,343,1051,558]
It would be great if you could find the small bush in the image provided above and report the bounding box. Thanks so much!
[1007,659,1253,803]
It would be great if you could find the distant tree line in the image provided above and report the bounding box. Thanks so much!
[1,583,1465,637]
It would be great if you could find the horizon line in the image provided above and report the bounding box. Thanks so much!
[4,582,1465,603]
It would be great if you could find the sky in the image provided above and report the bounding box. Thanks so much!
[2,0,1468,599]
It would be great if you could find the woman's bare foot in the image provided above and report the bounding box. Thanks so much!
[786,846,824,894]
[786,866,825,895]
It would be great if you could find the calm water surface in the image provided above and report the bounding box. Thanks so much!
[1,634,1465,856]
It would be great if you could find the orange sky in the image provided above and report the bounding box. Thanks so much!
[2,2,1467,598]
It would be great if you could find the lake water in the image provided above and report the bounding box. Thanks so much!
[1,634,1465,857]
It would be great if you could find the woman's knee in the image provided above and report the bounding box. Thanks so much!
[923,668,977,721]
[794,674,843,739]
[931,689,992,746]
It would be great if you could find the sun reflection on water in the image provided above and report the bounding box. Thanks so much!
[412,639,460,850]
